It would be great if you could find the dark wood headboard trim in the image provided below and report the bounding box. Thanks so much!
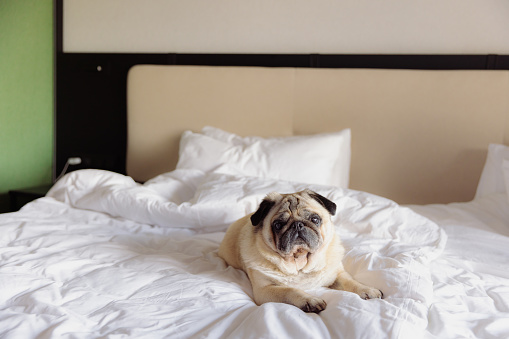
[53,0,509,180]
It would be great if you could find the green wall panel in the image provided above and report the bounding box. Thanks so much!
[0,0,53,212]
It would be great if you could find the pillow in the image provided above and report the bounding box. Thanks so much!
[503,160,509,204]
[176,126,351,188]
[475,144,509,199]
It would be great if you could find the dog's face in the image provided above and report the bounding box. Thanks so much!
[250,189,337,259]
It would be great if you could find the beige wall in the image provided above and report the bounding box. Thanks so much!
[63,0,509,54]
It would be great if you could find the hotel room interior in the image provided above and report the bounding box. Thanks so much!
[0,1,508,338]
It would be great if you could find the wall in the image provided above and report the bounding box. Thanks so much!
[63,0,509,54]
[0,0,53,212]
[2,0,506,211]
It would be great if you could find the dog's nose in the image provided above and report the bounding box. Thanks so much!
[292,221,305,230]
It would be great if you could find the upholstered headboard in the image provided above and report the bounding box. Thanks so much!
[126,65,509,204]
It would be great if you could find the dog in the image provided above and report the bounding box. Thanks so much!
[218,189,383,313]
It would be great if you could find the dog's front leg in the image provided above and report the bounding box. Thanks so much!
[252,283,327,313]
[330,267,383,300]
[247,269,326,313]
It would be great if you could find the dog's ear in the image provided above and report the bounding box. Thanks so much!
[307,190,337,216]
[251,198,276,226]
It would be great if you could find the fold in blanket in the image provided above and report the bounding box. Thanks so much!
[1,169,446,338]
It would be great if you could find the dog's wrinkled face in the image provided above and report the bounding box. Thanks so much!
[251,189,337,258]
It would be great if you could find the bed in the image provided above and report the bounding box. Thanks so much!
[1,64,509,339]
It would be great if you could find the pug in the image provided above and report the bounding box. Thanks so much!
[218,189,383,313]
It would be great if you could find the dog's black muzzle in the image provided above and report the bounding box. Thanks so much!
[279,221,320,254]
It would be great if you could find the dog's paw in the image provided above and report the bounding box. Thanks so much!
[298,296,327,313]
[357,286,383,300]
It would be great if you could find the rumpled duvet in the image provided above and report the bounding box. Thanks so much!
[0,169,446,339]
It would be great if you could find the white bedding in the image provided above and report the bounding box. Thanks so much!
[0,169,506,338]
[409,196,509,339]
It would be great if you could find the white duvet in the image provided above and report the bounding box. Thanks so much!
[410,196,509,339]
[1,169,447,338]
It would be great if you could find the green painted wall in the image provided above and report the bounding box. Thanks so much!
[0,0,53,212]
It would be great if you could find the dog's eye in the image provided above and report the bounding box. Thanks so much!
[272,220,284,231]
[310,215,321,225]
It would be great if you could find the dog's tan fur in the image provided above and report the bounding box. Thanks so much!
[218,189,382,313]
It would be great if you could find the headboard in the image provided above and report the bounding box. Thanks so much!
[127,65,509,205]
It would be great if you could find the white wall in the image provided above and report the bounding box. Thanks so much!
[63,0,509,54]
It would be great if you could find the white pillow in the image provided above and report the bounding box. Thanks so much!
[176,126,351,188]
[475,144,509,199]
[503,160,509,204]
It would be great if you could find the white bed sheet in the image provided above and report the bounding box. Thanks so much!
[409,195,509,339]
[3,168,502,339]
